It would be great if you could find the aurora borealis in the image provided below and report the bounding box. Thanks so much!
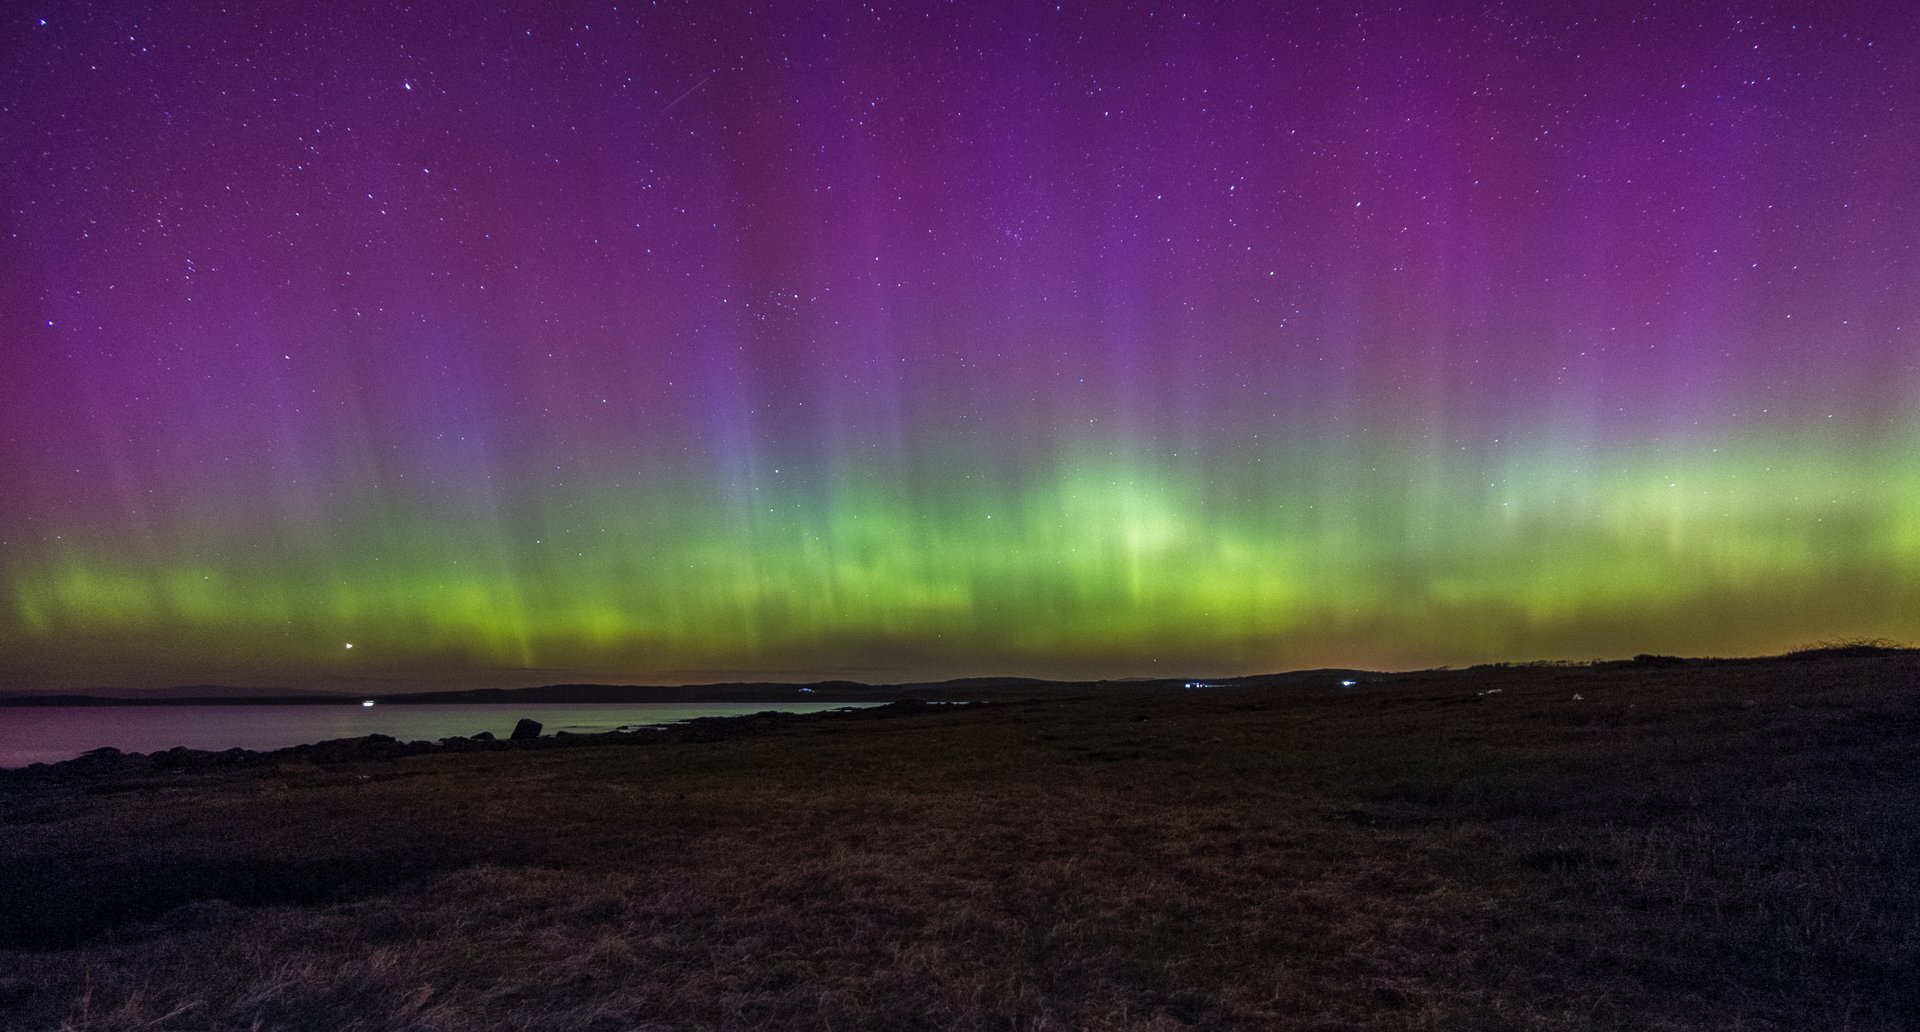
[3,3,1918,690]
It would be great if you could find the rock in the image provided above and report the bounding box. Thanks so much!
[471,730,495,741]
[510,718,543,741]
[152,746,221,771]
[69,747,127,769]
[64,747,155,775]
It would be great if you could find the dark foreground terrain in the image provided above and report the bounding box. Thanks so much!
[3,652,1917,1031]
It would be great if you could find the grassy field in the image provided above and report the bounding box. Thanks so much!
[2,651,1917,1030]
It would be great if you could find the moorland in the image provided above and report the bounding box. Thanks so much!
[2,648,1916,1030]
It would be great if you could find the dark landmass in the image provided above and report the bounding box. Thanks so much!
[2,648,1916,1030]
[3,701,940,780]
[0,668,1376,707]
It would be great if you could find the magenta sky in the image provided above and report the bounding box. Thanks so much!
[4,2,1918,689]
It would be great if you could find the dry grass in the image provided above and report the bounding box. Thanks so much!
[2,654,1917,1030]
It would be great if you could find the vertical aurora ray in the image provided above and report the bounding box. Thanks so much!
[3,2,1919,689]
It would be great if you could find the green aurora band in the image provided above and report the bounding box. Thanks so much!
[8,430,1916,688]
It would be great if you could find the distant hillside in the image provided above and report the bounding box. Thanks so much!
[0,670,1382,707]
[21,648,1905,707]
[0,677,1051,707]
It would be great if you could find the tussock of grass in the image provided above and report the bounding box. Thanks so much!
[2,654,1918,1030]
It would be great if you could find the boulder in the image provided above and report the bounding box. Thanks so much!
[69,746,127,769]
[509,718,543,741]
[64,747,154,775]
[152,746,221,771]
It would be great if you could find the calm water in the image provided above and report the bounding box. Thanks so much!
[0,702,873,768]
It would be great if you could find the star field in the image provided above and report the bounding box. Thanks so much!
[3,2,1918,688]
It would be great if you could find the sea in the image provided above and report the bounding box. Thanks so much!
[0,702,874,768]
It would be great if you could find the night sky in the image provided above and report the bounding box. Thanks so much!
[4,2,1918,690]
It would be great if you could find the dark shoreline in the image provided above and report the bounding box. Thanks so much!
[0,668,1379,708]
[5,644,1898,709]
[0,698,959,779]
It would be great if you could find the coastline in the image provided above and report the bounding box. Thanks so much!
[0,698,950,778]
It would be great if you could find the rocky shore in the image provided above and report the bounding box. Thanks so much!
[3,699,949,781]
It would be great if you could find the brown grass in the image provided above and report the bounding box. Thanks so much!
[2,654,1917,1030]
